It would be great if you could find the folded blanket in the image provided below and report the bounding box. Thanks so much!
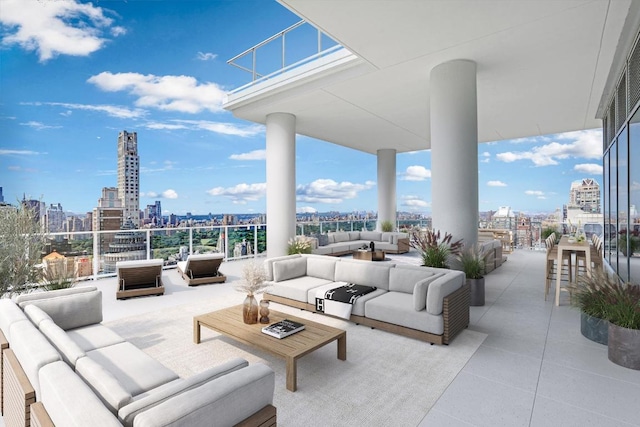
[315,283,377,319]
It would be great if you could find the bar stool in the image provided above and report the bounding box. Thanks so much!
[575,238,603,277]
[544,233,572,301]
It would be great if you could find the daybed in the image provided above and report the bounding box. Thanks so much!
[0,287,275,427]
[307,231,410,256]
[177,253,226,286]
[116,259,165,299]
[262,254,469,345]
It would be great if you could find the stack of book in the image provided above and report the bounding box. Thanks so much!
[261,319,305,339]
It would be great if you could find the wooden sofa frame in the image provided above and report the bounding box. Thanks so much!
[116,262,165,300]
[263,283,470,345]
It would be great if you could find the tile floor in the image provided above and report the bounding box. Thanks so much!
[421,250,640,427]
[4,250,639,426]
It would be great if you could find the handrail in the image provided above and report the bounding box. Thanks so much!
[227,19,342,84]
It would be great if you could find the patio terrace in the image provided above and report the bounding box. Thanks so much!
[16,248,638,427]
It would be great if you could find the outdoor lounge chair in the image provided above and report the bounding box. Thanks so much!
[116,259,165,299]
[177,253,226,286]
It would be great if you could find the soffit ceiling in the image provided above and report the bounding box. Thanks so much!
[224,0,633,154]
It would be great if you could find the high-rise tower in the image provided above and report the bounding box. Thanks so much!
[117,131,140,227]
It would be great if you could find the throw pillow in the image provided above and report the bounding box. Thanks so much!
[317,234,329,246]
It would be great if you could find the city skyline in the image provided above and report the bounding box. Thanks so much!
[1,1,604,216]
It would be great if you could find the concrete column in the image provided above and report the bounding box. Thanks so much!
[377,149,397,230]
[266,113,296,257]
[430,59,478,248]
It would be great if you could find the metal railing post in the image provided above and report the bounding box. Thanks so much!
[92,230,99,281]
[146,230,151,260]
[189,228,193,255]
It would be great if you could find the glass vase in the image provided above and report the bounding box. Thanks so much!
[259,299,270,324]
[243,294,259,324]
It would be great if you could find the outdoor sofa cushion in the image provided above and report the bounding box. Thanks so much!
[364,292,445,335]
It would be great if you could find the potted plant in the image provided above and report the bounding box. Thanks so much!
[380,220,394,233]
[569,269,616,345]
[0,203,47,297]
[605,281,640,370]
[287,236,313,255]
[456,244,486,306]
[409,227,463,269]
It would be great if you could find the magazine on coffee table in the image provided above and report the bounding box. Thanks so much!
[262,319,305,339]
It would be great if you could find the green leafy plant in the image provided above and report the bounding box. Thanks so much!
[41,265,76,291]
[0,203,47,296]
[287,236,312,255]
[380,220,394,233]
[409,227,463,269]
[570,270,640,329]
[456,244,486,279]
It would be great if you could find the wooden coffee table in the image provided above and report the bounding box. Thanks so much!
[193,305,346,391]
[352,249,385,261]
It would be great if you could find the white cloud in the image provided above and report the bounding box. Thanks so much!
[400,195,430,209]
[0,0,124,62]
[144,120,263,137]
[525,190,545,196]
[296,179,375,204]
[480,152,490,163]
[402,165,431,181]
[23,101,146,119]
[206,183,266,204]
[162,189,178,199]
[487,180,507,187]
[297,206,318,214]
[196,52,217,61]
[88,72,226,114]
[230,150,266,161]
[141,191,159,198]
[574,163,603,175]
[496,129,602,166]
[0,149,41,156]
[19,121,61,130]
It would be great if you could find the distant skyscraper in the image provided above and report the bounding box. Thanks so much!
[569,179,600,213]
[0,186,4,203]
[118,130,140,227]
[93,187,124,254]
[45,203,65,233]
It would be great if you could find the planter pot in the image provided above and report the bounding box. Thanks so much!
[467,278,485,306]
[580,312,608,345]
[608,323,640,370]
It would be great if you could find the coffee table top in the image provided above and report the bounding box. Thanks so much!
[194,305,345,358]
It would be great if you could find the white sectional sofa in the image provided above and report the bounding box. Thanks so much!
[308,231,410,256]
[0,287,275,427]
[263,254,469,345]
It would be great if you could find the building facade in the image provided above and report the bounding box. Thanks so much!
[601,25,640,284]
[569,179,601,213]
[93,187,124,255]
[117,130,140,227]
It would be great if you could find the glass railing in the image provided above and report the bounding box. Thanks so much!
[227,20,343,92]
[44,219,432,280]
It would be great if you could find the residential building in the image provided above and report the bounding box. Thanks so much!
[93,187,124,254]
[21,197,45,229]
[45,203,65,233]
[117,130,140,227]
[569,178,601,213]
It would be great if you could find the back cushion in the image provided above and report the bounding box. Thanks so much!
[348,231,361,241]
[333,232,350,243]
[263,254,300,281]
[0,299,28,341]
[389,266,436,294]
[335,261,392,290]
[273,257,307,282]
[360,231,382,241]
[305,256,338,281]
[18,290,103,330]
[39,318,86,367]
[380,232,394,243]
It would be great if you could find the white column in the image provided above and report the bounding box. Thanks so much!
[266,113,296,258]
[377,149,396,230]
[430,60,478,248]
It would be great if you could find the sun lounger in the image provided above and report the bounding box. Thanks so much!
[115,259,165,299]
[177,253,226,286]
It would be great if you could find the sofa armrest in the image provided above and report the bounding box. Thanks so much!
[119,358,249,427]
[131,364,275,427]
[426,271,465,315]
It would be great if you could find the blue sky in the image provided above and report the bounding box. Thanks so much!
[1,0,603,216]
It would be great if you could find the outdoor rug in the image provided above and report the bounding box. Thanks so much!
[106,292,486,426]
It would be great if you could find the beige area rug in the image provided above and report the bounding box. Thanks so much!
[106,292,486,427]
